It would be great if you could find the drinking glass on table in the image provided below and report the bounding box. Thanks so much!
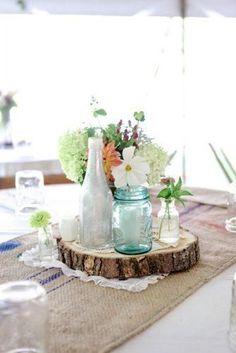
[229,273,236,351]
[0,280,48,353]
[15,170,45,215]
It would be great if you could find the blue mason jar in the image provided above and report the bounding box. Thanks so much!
[112,185,152,255]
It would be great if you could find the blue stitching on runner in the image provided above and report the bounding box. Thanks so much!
[26,268,50,280]
[46,278,75,294]
[39,270,63,286]
[0,240,22,252]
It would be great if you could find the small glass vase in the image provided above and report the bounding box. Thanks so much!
[113,185,152,255]
[157,199,179,244]
[38,224,56,261]
[0,120,13,148]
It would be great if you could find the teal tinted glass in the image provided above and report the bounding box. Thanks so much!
[113,186,152,255]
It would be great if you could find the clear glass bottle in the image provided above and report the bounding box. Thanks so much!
[157,199,179,244]
[80,136,113,249]
[38,224,57,261]
[113,185,152,255]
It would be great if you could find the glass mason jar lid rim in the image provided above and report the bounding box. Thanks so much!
[114,185,150,201]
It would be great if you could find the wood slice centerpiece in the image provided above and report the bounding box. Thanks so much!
[57,230,200,279]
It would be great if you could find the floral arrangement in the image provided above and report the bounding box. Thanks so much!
[0,91,17,127]
[30,210,51,229]
[157,177,192,205]
[156,177,193,241]
[30,210,55,251]
[58,99,168,188]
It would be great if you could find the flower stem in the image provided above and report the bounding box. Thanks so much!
[158,200,171,239]
[43,226,50,247]
[167,202,170,231]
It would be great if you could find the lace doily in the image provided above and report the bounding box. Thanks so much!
[19,246,168,292]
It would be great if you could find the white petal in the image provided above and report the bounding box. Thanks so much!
[131,157,150,174]
[114,173,127,188]
[112,164,125,179]
[126,172,141,186]
[112,163,125,174]
[132,170,148,184]
[122,146,135,162]
[131,155,146,164]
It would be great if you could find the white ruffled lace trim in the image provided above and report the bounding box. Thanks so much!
[19,246,168,292]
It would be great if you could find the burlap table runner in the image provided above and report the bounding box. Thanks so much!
[1,189,236,353]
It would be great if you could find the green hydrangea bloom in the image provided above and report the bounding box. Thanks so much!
[136,143,168,186]
[58,130,88,184]
[30,210,51,229]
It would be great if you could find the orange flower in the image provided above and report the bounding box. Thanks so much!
[103,141,122,181]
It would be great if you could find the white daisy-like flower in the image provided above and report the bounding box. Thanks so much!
[112,146,150,188]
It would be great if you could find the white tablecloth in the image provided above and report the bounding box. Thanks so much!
[0,183,235,353]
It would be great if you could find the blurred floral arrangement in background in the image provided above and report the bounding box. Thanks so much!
[0,91,17,127]
[58,98,168,187]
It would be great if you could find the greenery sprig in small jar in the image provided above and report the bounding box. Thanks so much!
[30,210,56,261]
[156,177,193,244]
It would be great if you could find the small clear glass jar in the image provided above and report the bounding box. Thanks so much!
[113,185,152,255]
[38,224,57,261]
[157,199,179,244]
[0,280,48,353]
[15,170,45,215]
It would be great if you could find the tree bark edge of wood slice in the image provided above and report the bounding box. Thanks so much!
[57,230,200,279]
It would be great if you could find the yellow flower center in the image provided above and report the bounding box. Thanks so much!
[125,164,132,172]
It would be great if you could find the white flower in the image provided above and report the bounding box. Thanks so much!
[112,146,150,188]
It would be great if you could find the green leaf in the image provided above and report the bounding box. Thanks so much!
[169,180,175,196]
[179,190,193,196]
[172,190,182,198]
[220,148,236,180]
[209,143,233,183]
[85,127,96,138]
[175,177,182,191]
[157,188,172,199]
[17,0,27,10]
[93,109,107,117]
[103,124,122,146]
[134,111,145,122]
[167,150,177,164]
[175,197,185,206]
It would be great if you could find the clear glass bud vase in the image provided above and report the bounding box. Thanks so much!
[157,199,179,244]
[38,224,56,261]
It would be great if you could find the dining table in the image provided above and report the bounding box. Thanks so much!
[0,183,236,353]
